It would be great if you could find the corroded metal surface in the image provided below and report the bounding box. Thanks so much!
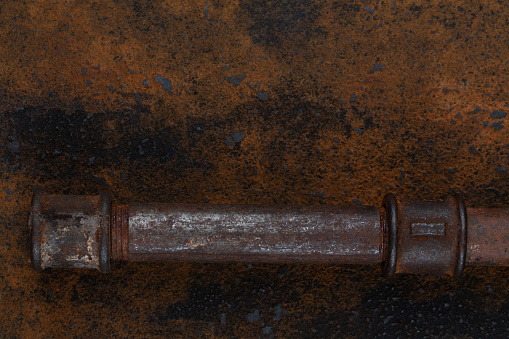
[382,194,467,277]
[32,191,509,278]
[29,190,111,272]
[111,204,129,261]
[467,208,509,266]
[127,203,381,264]
[1,0,509,336]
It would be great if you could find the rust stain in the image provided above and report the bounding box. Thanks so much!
[0,0,508,336]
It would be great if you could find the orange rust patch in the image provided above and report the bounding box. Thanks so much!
[0,0,508,336]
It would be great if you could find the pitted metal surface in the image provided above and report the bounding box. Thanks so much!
[29,191,110,272]
[1,0,509,337]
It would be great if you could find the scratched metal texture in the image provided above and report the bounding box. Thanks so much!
[0,0,508,337]
[126,203,381,263]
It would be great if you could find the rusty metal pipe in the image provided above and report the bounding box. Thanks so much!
[29,188,509,277]
[466,208,509,266]
[111,203,382,265]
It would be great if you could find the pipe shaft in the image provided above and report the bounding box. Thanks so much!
[112,203,382,265]
[466,208,509,266]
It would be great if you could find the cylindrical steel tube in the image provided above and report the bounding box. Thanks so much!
[116,203,382,265]
[29,189,509,277]
[466,208,509,266]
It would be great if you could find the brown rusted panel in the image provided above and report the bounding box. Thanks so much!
[466,208,509,266]
[1,0,508,335]
[29,190,111,271]
[127,203,382,265]
[382,194,466,277]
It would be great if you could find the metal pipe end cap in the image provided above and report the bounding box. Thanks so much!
[29,189,111,272]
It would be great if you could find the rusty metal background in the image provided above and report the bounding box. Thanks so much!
[1,0,508,337]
